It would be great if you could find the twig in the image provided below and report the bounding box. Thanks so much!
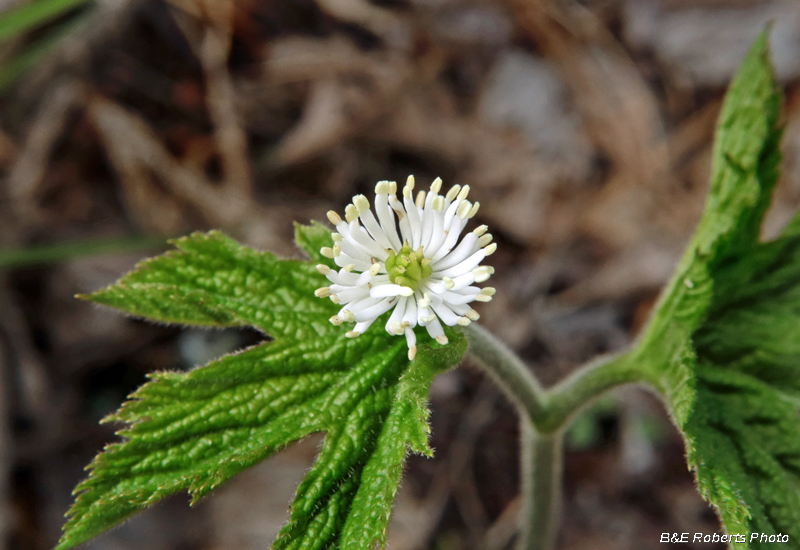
[7,79,86,220]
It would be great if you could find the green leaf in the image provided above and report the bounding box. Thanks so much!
[637,30,800,547]
[293,220,336,268]
[58,226,467,550]
[79,231,335,338]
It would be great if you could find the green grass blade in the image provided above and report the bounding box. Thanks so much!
[0,0,92,43]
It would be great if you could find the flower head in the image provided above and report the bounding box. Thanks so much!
[315,176,496,360]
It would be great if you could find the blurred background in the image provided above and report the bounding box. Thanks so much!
[1,0,799,548]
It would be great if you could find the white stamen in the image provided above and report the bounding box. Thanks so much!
[456,201,471,220]
[353,195,371,213]
[327,211,342,225]
[345,204,359,223]
[416,190,426,209]
[318,176,495,356]
[473,266,493,283]
[446,184,461,202]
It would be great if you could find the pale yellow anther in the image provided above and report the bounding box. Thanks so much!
[484,243,497,256]
[345,331,361,338]
[406,175,415,190]
[478,234,493,247]
[369,263,381,276]
[473,266,492,283]
[328,211,343,225]
[446,185,461,201]
[345,204,359,223]
[475,294,492,302]
[432,196,445,212]
[473,224,488,236]
[320,247,334,258]
[443,276,455,290]
[399,286,415,297]
[330,295,341,304]
[315,287,331,297]
[480,287,496,296]
[403,185,412,200]
[435,335,449,345]
[342,309,356,322]
[333,244,341,257]
[375,181,391,194]
[418,292,431,309]
[408,345,417,360]
[468,202,480,218]
[331,233,342,242]
[456,201,471,220]
[415,190,426,209]
[391,321,404,335]
[430,177,442,194]
[466,309,480,321]
[343,264,355,272]
[354,195,371,213]
[422,314,437,324]
[457,317,472,327]
[330,315,343,326]
[316,264,331,275]
[389,181,397,194]
[457,185,470,202]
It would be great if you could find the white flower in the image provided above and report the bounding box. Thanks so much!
[315,176,496,360]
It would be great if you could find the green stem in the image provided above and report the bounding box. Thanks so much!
[463,324,547,422]
[535,351,643,434]
[519,422,562,550]
[464,325,646,550]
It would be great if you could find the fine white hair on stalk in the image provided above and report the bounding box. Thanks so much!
[315,176,496,360]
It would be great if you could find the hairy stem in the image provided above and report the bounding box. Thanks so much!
[463,324,547,422]
[519,423,562,550]
[464,325,646,550]
[535,351,643,433]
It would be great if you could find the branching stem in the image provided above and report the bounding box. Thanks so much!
[464,324,647,550]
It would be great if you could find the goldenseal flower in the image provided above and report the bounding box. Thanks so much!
[315,176,496,360]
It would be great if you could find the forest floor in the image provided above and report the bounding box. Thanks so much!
[2,0,799,548]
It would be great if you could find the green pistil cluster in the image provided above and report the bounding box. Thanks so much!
[385,242,432,292]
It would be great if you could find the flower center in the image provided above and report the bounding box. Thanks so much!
[385,242,433,292]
